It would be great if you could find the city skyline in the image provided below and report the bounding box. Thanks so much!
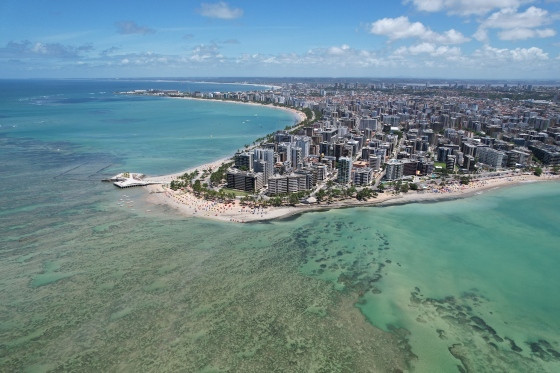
[1,0,560,79]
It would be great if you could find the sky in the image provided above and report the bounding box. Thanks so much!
[1,0,559,79]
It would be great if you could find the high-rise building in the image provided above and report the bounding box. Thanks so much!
[354,167,373,186]
[362,147,374,160]
[461,142,477,157]
[312,164,328,183]
[528,143,560,165]
[385,159,404,180]
[291,147,303,170]
[334,143,346,160]
[274,131,292,143]
[446,155,456,171]
[437,147,452,162]
[267,173,312,195]
[418,159,434,175]
[359,118,378,131]
[463,155,476,171]
[375,148,387,165]
[277,142,292,164]
[320,141,334,157]
[454,151,464,168]
[253,160,269,180]
[346,140,360,157]
[267,176,287,195]
[226,170,263,192]
[368,155,381,171]
[506,149,531,168]
[337,157,352,184]
[477,147,505,169]
[234,152,253,171]
[253,148,274,182]
[294,136,311,158]
[403,160,418,176]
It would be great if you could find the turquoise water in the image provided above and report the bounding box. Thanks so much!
[0,79,294,175]
[301,186,560,372]
[1,80,559,372]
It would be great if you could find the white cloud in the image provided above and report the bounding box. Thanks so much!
[436,46,462,57]
[198,2,243,19]
[498,28,556,40]
[406,0,533,16]
[408,43,436,54]
[369,16,469,44]
[482,6,551,29]
[393,42,462,57]
[475,6,556,41]
[385,41,557,76]
[370,16,428,40]
[406,0,445,12]
[231,45,386,69]
[510,47,549,61]
[473,45,549,62]
[438,29,470,44]
[409,42,437,54]
[327,44,350,55]
[473,28,489,42]
[190,43,224,62]
[4,34,557,79]
[95,41,550,78]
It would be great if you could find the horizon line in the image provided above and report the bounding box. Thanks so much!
[1,76,560,83]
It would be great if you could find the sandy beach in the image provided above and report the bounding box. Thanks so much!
[144,154,300,223]
[171,96,308,125]
[143,160,560,224]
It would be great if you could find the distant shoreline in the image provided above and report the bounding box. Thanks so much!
[169,96,307,126]
[180,80,281,90]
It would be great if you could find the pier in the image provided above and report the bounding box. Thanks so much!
[106,172,161,188]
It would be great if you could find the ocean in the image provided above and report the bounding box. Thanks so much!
[1,79,559,372]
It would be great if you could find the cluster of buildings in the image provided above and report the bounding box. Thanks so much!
[223,83,559,194]
[224,110,433,193]
[226,135,328,195]
[127,82,560,196]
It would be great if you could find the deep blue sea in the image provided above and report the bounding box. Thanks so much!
[1,79,559,372]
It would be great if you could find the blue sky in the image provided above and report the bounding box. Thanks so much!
[1,0,559,79]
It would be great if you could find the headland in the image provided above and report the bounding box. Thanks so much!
[116,82,560,223]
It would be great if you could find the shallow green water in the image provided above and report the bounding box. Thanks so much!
[0,153,409,371]
[296,185,560,372]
